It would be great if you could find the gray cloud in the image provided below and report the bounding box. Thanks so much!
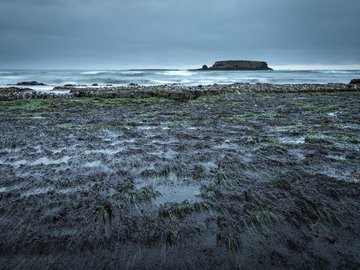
[0,0,359,68]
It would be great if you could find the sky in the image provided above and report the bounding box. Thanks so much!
[0,0,359,69]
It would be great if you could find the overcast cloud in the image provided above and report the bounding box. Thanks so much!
[0,0,359,68]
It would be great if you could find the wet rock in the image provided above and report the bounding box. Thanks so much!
[92,83,98,86]
[1,83,360,269]
[0,87,37,100]
[53,84,76,90]
[0,87,34,93]
[53,83,76,90]
[16,81,46,86]
[324,235,337,244]
[350,79,360,84]
[286,239,300,251]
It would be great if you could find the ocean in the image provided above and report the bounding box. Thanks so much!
[0,69,359,90]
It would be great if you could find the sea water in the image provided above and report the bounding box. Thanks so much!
[0,69,359,90]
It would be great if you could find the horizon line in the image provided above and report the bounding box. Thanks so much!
[1,64,360,71]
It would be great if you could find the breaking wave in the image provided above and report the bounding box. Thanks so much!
[1,69,359,88]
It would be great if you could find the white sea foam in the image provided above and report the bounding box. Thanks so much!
[1,69,359,90]
[161,70,193,76]
[80,71,107,75]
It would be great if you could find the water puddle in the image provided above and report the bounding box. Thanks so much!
[0,148,21,154]
[154,185,202,205]
[137,125,157,130]
[148,149,177,159]
[84,160,102,167]
[326,154,346,161]
[52,147,69,154]
[31,156,71,166]
[278,136,305,145]
[22,186,53,197]
[136,172,202,205]
[213,140,238,150]
[110,138,135,146]
[288,149,307,161]
[84,149,120,155]
[338,124,360,130]
[58,183,95,194]
[0,156,71,167]
[272,126,298,133]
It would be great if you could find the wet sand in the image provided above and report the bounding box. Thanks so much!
[0,84,359,269]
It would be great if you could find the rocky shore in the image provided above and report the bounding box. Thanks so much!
[1,82,359,101]
[0,83,359,269]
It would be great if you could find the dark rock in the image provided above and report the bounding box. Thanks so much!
[202,65,209,70]
[201,60,272,71]
[0,87,34,94]
[52,84,76,90]
[92,83,98,86]
[349,79,360,84]
[128,83,139,87]
[16,81,46,86]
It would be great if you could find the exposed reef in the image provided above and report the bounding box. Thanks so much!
[1,83,359,101]
[0,84,359,269]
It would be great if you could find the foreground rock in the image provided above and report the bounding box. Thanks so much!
[0,87,35,100]
[201,60,272,70]
[350,79,360,84]
[52,84,76,90]
[0,87,34,93]
[16,81,46,86]
[0,87,71,101]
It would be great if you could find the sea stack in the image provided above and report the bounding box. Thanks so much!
[201,60,272,71]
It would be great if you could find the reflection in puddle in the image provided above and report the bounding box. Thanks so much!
[84,160,102,167]
[136,173,202,205]
[154,185,202,205]
[31,156,71,166]
[84,149,120,155]
[278,136,305,145]
[22,186,53,197]
[326,155,346,161]
[0,156,71,167]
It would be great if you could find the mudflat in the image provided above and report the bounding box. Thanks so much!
[0,84,359,269]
